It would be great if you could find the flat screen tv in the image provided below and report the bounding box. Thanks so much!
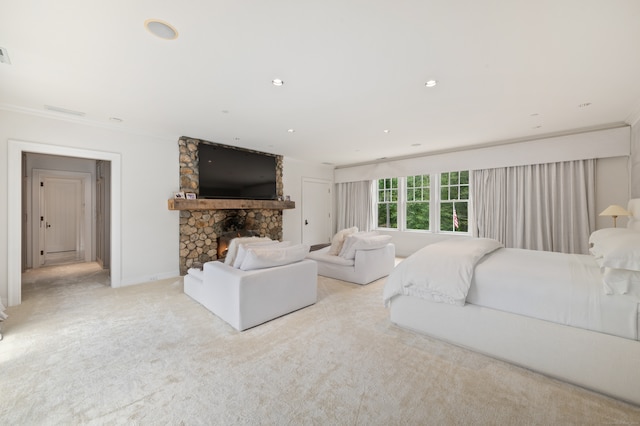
[198,143,278,200]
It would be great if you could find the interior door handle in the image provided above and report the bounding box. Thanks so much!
[46,222,52,228]
[305,220,309,225]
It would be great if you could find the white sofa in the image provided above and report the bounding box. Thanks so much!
[184,259,317,331]
[306,229,395,285]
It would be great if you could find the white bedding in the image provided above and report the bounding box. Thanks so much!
[384,240,640,340]
[469,248,639,340]
[383,238,503,306]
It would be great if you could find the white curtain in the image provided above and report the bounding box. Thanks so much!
[336,181,373,232]
[472,159,596,254]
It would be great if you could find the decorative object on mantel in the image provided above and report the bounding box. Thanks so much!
[174,191,185,199]
[599,204,630,227]
[186,192,196,200]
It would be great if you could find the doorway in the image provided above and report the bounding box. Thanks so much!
[8,140,122,306]
[301,178,332,246]
[32,169,93,268]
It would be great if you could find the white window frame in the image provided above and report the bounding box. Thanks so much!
[374,172,472,235]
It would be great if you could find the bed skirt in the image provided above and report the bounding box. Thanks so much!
[389,295,640,406]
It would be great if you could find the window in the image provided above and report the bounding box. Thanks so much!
[377,178,398,229]
[374,171,470,234]
[439,171,469,233]
[406,174,430,230]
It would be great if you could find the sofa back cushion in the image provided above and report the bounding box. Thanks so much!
[224,237,271,266]
[233,240,285,268]
[240,243,310,271]
[339,233,392,260]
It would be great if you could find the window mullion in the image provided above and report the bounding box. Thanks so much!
[399,177,406,231]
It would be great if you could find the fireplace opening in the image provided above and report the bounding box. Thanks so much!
[217,229,260,260]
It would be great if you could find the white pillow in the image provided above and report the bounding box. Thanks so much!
[339,234,392,260]
[224,236,271,265]
[240,243,310,271]
[602,267,640,299]
[233,240,285,269]
[592,230,640,271]
[588,228,631,259]
[338,231,379,258]
[327,227,358,255]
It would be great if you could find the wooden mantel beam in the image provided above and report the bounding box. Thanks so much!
[168,199,295,211]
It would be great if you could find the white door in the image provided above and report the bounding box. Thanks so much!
[43,177,82,254]
[302,178,332,246]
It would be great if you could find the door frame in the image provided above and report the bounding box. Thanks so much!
[301,177,332,246]
[32,169,93,268]
[8,140,122,306]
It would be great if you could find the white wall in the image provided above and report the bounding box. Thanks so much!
[0,109,180,306]
[631,121,640,198]
[282,157,334,244]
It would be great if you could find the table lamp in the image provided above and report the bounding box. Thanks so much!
[599,204,630,228]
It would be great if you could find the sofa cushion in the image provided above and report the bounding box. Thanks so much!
[240,243,311,271]
[339,234,392,260]
[327,227,358,255]
[307,248,355,266]
[233,240,285,269]
[338,231,380,258]
[224,237,271,266]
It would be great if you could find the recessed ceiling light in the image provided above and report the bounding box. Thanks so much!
[425,80,438,88]
[234,137,240,141]
[109,117,123,123]
[578,102,592,108]
[272,79,284,86]
[287,129,295,133]
[144,19,179,40]
[411,143,421,147]
[383,129,391,133]
[532,125,542,129]
[530,113,539,116]
[222,110,229,114]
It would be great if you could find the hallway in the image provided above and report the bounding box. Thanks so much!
[21,262,110,303]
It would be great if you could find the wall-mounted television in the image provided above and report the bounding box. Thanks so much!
[198,143,278,200]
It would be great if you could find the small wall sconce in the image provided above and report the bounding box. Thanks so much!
[599,205,630,227]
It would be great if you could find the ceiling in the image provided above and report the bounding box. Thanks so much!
[2,1,640,167]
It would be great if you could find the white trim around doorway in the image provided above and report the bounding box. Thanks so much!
[7,140,122,306]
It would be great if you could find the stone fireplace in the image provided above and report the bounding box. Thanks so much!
[175,137,290,275]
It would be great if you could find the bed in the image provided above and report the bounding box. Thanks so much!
[383,199,640,405]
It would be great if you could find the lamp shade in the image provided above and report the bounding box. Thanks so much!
[599,205,631,217]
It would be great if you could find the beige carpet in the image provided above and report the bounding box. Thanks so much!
[1,263,640,425]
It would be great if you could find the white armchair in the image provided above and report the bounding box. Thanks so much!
[184,242,317,331]
[306,230,395,285]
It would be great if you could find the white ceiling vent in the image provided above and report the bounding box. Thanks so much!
[0,47,11,65]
